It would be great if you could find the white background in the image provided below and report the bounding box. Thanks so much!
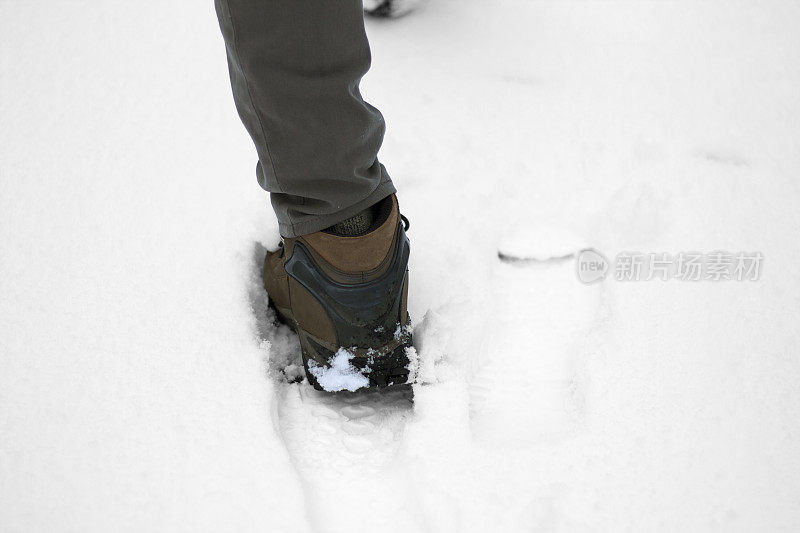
[2,0,799,531]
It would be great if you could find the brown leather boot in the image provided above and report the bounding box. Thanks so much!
[264,194,411,391]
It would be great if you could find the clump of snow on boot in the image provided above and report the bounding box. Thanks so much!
[307,348,370,392]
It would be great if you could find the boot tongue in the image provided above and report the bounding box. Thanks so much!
[329,207,375,236]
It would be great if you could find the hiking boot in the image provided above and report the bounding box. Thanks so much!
[264,194,411,392]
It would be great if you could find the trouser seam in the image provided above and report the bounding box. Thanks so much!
[220,0,282,192]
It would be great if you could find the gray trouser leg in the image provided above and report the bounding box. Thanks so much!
[215,0,396,237]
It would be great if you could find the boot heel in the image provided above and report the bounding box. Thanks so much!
[297,326,412,392]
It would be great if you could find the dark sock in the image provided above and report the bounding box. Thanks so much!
[329,206,375,236]
[325,196,394,237]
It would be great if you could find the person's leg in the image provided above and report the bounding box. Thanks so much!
[216,0,411,391]
[215,0,395,237]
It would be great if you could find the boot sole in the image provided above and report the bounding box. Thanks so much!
[268,296,411,392]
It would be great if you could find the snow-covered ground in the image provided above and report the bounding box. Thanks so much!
[2,1,800,531]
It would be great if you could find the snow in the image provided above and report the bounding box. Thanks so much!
[2,0,800,531]
[307,349,370,392]
[497,225,587,262]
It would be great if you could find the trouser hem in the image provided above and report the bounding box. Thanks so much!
[278,179,397,238]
